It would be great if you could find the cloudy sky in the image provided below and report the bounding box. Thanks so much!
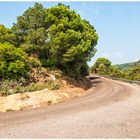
[0,2,140,65]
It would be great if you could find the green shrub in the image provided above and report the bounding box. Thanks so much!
[26,82,46,92]
[0,43,30,80]
[0,79,62,96]
[6,108,13,112]
[46,80,61,90]
[51,70,62,79]
[0,24,17,46]
[29,57,42,68]
[0,80,17,96]
[123,66,140,81]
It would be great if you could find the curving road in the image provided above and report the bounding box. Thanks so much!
[0,75,140,138]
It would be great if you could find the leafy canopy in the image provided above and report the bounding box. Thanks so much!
[12,3,98,79]
[0,43,30,80]
[90,58,111,74]
[90,57,124,78]
[0,24,17,45]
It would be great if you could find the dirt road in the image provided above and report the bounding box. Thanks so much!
[0,75,140,138]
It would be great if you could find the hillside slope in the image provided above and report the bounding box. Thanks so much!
[115,60,140,70]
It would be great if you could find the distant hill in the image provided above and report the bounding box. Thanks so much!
[115,60,140,70]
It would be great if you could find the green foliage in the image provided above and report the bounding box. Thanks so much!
[91,58,140,81]
[0,2,98,96]
[6,109,13,112]
[0,24,17,46]
[12,3,48,60]
[90,57,123,77]
[45,4,97,78]
[29,57,42,68]
[0,79,61,96]
[114,60,140,81]
[119,60,140,81]
[123,66,140,81]
[13,3,46,30]
[25,82,47,92]
[0,43,30,80]
[12,3,98,79]
[115,60,140,70]
[46,80,61,90]
[0,79,26,96]
[90,58,111,75]
[80,63,89,77]
[109,66,124,78]
[51,70,62,79]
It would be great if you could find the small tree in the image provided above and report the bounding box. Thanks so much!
[90,58,111,75]
[109,66,124,78]
[124,66,140,81]
[0,43,30,80]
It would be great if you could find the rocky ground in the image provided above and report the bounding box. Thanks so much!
[0,79,87,112]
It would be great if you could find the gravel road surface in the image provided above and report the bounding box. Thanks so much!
[0,75,140,138]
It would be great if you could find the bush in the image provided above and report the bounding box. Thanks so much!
[0,24,17,46]
[90,58,111,74]
[0,79,27,96]
[123,66,140,81]
[29,57,42,68]
[0,78,62,96]
[46,80,61,90]
[0,43,30,80]
[6,109,14,112]
[51,70,62,79]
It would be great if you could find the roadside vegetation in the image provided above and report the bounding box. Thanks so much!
[0,3,98,96]
[90,58,140,81]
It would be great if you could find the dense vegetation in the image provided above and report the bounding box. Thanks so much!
[0,3,97,80]
[121,60,140,81]
[12,3,98,79]
[90,58,124,78]
[90,58,140,81]
[115,60,140,70]
[0,43,30,80]
[0,3,98,95]
[2,2,139,97]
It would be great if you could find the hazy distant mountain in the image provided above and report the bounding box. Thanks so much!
[115,60,140,70]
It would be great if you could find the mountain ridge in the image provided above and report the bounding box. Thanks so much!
[115,60,140,70]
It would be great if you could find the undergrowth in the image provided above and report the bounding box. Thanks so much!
[0,79,62,96]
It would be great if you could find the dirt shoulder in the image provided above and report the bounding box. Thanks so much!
[0,79,88,112]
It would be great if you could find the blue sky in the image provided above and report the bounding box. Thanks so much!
[0,2,140,65]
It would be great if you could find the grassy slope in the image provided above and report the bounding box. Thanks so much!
[115,60,140,70]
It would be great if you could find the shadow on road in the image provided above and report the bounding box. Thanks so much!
[87,76,102,86]
[91,80,102,84]
[64,75,102,91]
[88,76,100,80]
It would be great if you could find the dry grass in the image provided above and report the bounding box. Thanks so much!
[0,80,86,112]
